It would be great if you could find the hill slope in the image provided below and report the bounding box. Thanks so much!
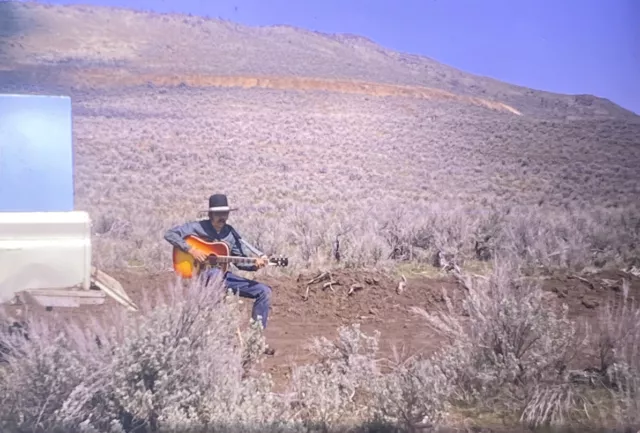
[1,1,637,120]
[0,1,639,273]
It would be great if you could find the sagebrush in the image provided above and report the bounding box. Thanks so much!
[55,87,639,274]
[1,262,639,432]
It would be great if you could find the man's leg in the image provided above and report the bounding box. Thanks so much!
[223,271,272,330]
[203,267,223,287]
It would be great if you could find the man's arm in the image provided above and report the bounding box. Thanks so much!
[239,238,265,257]
[163,221,201,252]
[229,227,264,272]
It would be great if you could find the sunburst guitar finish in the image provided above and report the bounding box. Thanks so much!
[172,235,289,278]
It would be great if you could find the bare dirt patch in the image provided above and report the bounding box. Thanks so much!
[100,268,458,386]
[538,269,640,318]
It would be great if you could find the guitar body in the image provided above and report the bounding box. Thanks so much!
[172,235,289,279]
[173,236,231,278]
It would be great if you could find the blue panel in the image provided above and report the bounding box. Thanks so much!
[0,94,74,212]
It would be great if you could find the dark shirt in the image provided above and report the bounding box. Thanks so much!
[164,219,264,272]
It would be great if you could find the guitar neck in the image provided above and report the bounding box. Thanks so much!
[212,255,258,265]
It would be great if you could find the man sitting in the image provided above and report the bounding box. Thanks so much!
[163,193,275,355]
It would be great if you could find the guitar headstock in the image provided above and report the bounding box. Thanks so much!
[269,256,289,267]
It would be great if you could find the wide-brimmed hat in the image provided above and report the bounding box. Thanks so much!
[207,194,238,213]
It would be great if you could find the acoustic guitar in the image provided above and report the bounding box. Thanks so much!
[172,235,289,278]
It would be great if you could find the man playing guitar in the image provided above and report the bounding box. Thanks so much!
[164,193,276,355]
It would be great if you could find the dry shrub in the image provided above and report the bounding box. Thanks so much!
[501,206,640,272]
[285,324,450,433]
[0,318,96,433]
[0,275,286,433]
[286,324,382,430]
[409,258,640,431]
[90,198,640,278]
[411,258,585,426]
[373,350,451,433]
[585,279,640,428]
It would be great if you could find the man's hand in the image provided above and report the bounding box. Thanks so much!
[255,255,269,269]
[190,248,209,263]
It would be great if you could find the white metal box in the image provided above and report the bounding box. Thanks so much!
[0,211,92,304]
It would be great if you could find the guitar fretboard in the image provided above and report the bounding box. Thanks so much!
[212,255,257,264]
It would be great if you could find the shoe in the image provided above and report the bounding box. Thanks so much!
[264,346,276,356]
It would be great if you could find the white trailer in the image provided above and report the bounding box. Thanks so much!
[0,93,138,312]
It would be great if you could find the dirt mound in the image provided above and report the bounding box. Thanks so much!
[106,267,459,385]
[539,269,640,317]
[112,269,453,338]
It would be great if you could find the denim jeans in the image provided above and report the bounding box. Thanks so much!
[205,268,272,329]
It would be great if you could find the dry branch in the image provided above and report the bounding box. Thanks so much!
[307,271,331,285]
[348,284,364,296]
[396,275,407,295]
[568,274,596,290]
[322,280,339,292]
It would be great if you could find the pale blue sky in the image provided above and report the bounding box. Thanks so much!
[45,0,639,115]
